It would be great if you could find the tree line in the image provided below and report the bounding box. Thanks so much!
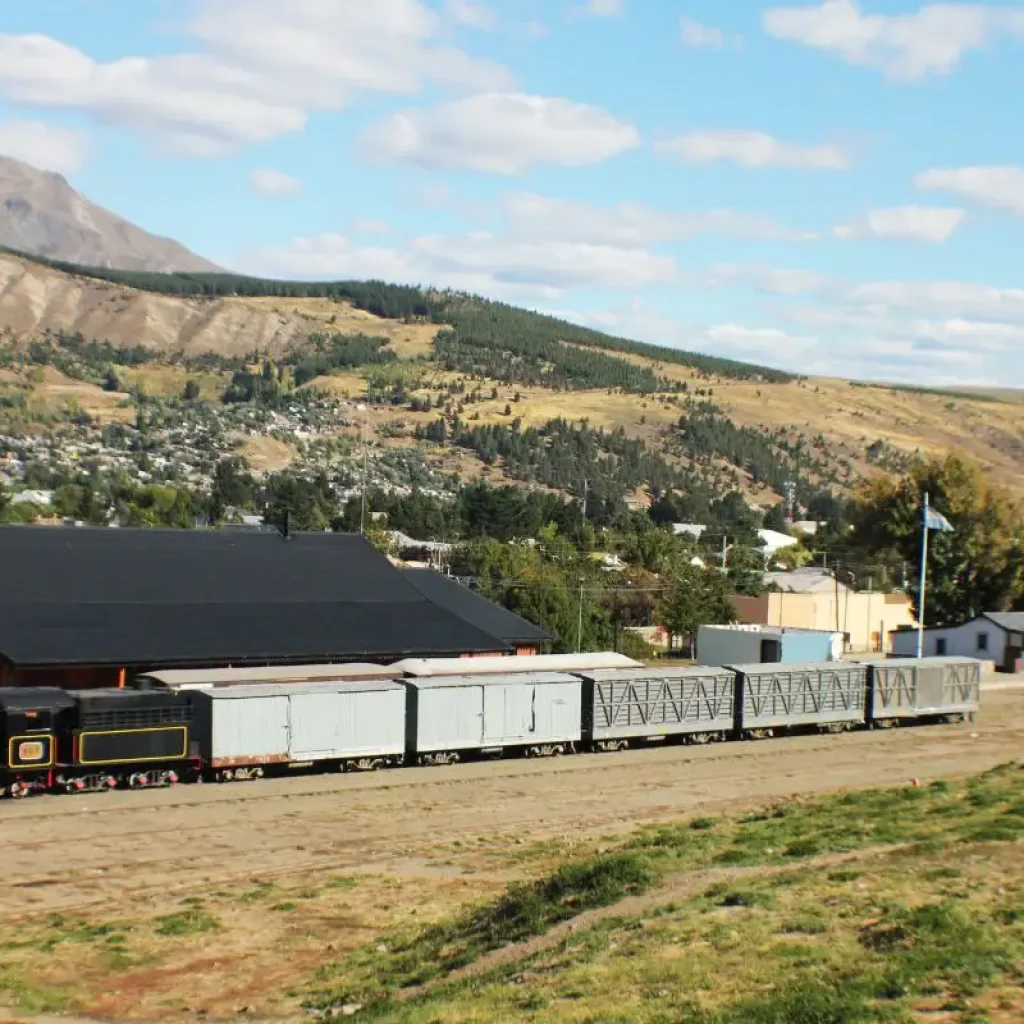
[5,246,795,384]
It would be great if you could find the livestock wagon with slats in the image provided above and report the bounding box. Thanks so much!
[862,656,980,725]
[578,666,735,750]
[727,662,868,736]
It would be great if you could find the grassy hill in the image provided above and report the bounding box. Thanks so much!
[1,246,1022,504]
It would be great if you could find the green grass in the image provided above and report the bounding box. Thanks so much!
[307,852,655,1007]
[303,763,1024,1023]
[154,908,221,937]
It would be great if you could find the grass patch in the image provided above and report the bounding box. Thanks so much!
[307,851,655,1007]
[154,908,221,937]
[302,764,1024,1023]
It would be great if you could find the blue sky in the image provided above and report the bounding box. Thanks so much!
[1,1,1023,385]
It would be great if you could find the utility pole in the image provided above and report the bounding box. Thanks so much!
[721,534,728,572]
[576,479,588,653]
[357,403,368,536]
[783,480,796,527]
[576,576,585,653]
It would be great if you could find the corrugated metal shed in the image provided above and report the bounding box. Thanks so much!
[393,652,641,678]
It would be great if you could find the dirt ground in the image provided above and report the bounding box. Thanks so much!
[1,686,1023,1023]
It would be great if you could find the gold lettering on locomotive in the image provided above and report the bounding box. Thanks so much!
[17,740,45,762]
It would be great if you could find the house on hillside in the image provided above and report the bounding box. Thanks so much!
[765,568,852,595]
[890,613,1024,673]
[757,529,800,558]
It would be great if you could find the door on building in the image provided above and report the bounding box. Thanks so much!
[1003,645,1023,674]
[760,638,782,663]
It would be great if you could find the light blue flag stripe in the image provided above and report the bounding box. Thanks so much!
[924,507,954,532]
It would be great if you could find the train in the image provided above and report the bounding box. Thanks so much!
[0,653,981,797]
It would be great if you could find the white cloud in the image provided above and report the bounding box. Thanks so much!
[359,93,639,174]
[915,165,1024,216]
[0,1,514,156]
[445,0,497,30]
[249,168,303,197]
[833,205,966,243]
[350,218,391,236]
[702,263,832,295]
[499,192,815,243]
[762,0,1024,81]
[0,118,88,174]
[411,232,676,289]
[679,15,724,48]
[656,130,850,170]
[910,317,1024,353]
[704,261,1024,326]
[583,0,625,16]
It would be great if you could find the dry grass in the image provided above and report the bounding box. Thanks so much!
[237,435,298,473]
[4,766,1024,1023]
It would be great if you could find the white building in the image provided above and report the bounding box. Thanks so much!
[890,612,1024,672]
[672,523,707,540]
[765,568,852,595]
[757,528,800,557]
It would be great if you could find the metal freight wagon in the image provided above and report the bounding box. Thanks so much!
[862,656,980,723]
[403,671,582,764]
[727,662,868,735]
[189,679,407,778]
[577,666,735,749]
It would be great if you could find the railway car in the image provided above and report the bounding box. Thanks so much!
[728,662,868,738]
[404,672,582,765]
[55,688,196,792]
[134,663,396,691]
[0,688,75,797]
[578,666,735,751]
[863,656,980,726]
[189,679,407,780]
[391,652,641,678]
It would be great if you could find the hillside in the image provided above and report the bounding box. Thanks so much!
[0,157,220,273]
[1,247,1022,511]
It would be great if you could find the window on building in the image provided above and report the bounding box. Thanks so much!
[936,637,948,655]
[977,632,989,652]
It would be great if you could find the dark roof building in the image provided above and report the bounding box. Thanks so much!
[0,527,542,687]
[403,569,551,651]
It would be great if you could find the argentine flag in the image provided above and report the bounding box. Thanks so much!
[923,504,954,533]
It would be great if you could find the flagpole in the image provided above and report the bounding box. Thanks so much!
[916,492,929,658]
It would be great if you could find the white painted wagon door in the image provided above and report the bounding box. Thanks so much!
[548,682,580,742]
[288,691,341,761]
[482,683,510,745]
[213,694,289,762]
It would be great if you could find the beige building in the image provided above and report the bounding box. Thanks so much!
[733,590,917,654]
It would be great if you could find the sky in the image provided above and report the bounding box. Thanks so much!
[0,1,1023,386]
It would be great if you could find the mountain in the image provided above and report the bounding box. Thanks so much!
[1,248,1022,504]
[0,156,221,273]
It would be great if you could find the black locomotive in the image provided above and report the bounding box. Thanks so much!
[1,687,197,796]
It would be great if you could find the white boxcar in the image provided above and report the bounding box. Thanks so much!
[190,679,406,772]
[404,672,582,762]
[137,663,394,691]
[391,652,641,678]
